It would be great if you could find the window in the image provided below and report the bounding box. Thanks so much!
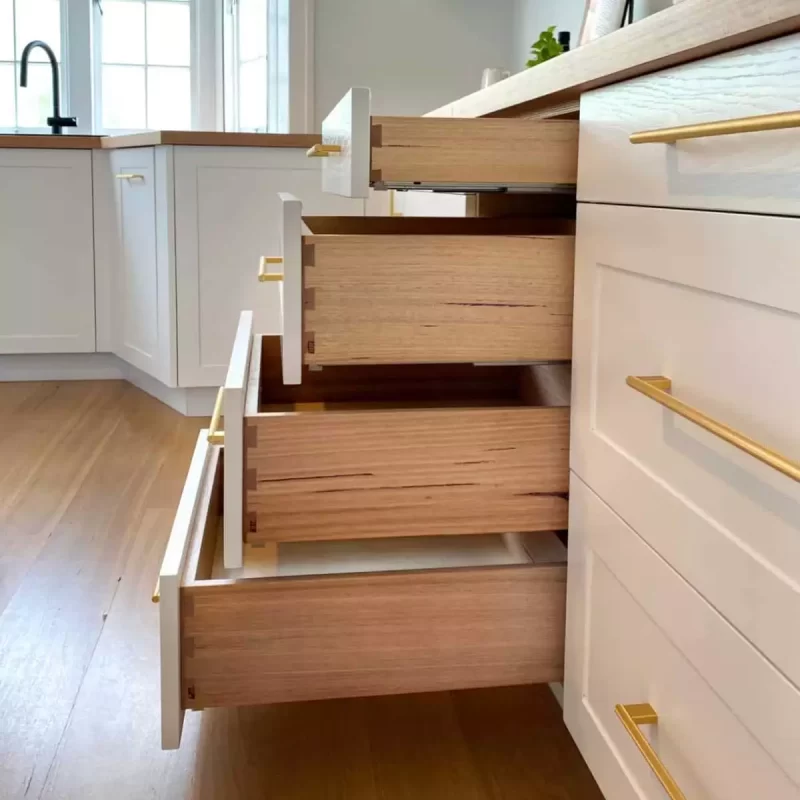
[98,0,192,131]
[225,0,269,132]
[0,0,63,130]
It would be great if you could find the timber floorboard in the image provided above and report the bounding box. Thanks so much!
[0,381,603,800]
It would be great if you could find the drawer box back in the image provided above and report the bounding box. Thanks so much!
[243,335,570,544]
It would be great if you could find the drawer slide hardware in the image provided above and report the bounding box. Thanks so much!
[616,703,686,800]
[627,375,800,482]
[630,109,800,144]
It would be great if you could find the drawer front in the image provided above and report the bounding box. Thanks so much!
[244,336,570,543]
[158,431,567,748]
[565,474,800,799]
[572,203,800,688]
[579,33,800,215]
[320,88,578,197]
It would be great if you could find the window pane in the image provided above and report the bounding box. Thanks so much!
[0,62,15,126]
[238,57,266,132]
[16,63,55,126]
[147,2,190,67]
[102,0,145,65]
[238,0,267,62]
[147,66,190,129]
[0,0,13,61]
[103,65,146,129]
[15,0,61,61]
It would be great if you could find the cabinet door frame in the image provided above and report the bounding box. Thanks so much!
[95,147,178,387]
[0,148,95,354]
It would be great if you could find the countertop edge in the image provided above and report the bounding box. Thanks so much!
[0,132,322,150]
[426,0,800,119]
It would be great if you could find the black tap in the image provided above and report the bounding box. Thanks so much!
[19,40,77,134]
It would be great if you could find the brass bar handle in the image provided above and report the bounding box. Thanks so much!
[306,143,342,158]
[258,256,284,283]
[114,173,145,181]
[152,578,160,604]
[627,375,800,482]
[207,387,225,445]
[630,110,800,144]
[616,704,687,800]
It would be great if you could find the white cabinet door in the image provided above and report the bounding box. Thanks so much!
[174,146,364,387]
[0,149,95,354]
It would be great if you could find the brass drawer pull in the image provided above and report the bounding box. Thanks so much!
[207,387,225,445]
[114,173,145,181]
[627,375,800,482]
[306,143,342,158]
[630,110,800,144]
[616,703,686,800]
[258,256,284,282]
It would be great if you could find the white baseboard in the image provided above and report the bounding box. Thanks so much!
[0,353,217,417]
[549,682,564,709]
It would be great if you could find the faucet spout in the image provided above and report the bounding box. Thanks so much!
[19,40,77,134]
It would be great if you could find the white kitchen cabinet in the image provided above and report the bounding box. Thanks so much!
[174,146,364,387]
[0,149,95,354]
[99,147,177,386]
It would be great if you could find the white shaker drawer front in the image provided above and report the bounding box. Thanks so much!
[578,32,800,215]
[571,203,800,690]
[565,474,800,800]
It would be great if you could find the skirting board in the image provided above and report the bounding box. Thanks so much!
[0,353,218,417]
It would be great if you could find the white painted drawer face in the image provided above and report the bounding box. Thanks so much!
[578,33,800,215]
[571,203,800,691]
[565,475,800,800]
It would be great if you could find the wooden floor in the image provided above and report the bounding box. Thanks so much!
[0,381,603,800]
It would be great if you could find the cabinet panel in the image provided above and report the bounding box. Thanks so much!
[0,149,95,354]
[101,148,177,385]
[565,474,800,800]
[174,146,363,387]
[571,202,800,690]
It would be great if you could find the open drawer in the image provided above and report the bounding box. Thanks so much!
[157,432,568,749]
[315,88,578,197]
[264,194,575,384]
[242,334,570,548]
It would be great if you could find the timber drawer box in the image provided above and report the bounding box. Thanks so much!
[156,431,569,750]
[565,475,800,800]
[314,88,578,197]
[264,193,575,385]
[579,33,800,216]
[571,202,800,691]
[216,311,570,568]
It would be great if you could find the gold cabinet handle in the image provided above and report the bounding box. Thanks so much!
[207,387,225,445]
[630,110,800,144]
[627,375,800,482]
[258,256,284,282]
[616,704,686,800]
[306,143,342,158]
[114,173,145,181]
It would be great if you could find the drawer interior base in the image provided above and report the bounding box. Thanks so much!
[254,338,571,413]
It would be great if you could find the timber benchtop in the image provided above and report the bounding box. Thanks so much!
[427,0,800,119]
[0,131,321,150]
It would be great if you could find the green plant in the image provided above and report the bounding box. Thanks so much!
[526,26,563,67]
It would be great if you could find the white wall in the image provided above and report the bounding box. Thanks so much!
[314,0,516,124]
[513,0,674,73]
